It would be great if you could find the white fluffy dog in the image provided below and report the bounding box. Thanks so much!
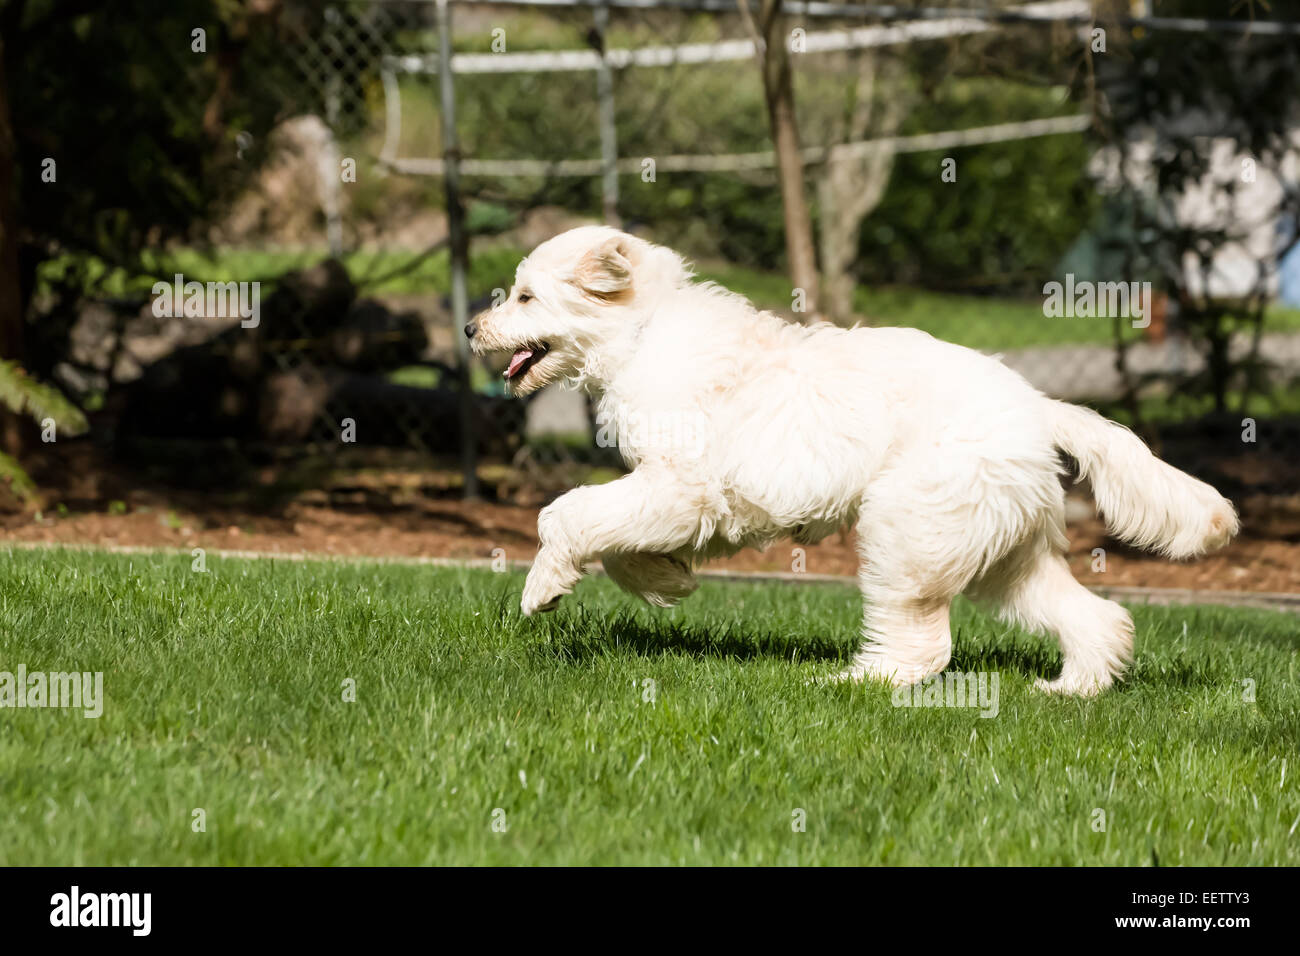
[467,226,1239,695]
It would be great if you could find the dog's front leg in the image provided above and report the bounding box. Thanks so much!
[522,469,702,615]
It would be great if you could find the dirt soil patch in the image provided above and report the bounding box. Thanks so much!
[4,448,1297,594]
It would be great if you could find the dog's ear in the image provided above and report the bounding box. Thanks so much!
[575,236,633,297]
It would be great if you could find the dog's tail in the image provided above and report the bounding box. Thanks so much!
[1048,400,1238,558]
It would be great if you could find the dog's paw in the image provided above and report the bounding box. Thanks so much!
[520,558,578,616]
[817,665,895,687]
[521,578,566,616]
[1033,670,1111,698]
[828,654,938,688]
[521,593,563,616]
[823,665,901,687]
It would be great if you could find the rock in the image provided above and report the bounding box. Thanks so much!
[259,367,340,442]
[268,259,356,337]
[214,115,342,246]
[330,299,427,370]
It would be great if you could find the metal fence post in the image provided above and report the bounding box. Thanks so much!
[437,0,479,498]
[322,6,345,258]
[594,2,620,226]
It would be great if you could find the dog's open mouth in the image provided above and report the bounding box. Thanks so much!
[504,343,549,380]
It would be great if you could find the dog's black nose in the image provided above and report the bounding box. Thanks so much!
[464,322,477,339]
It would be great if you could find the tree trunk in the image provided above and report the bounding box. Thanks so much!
[0,31,26,456]
[743,0,820,321]
[815,54,907,325]
[816,147,900,324]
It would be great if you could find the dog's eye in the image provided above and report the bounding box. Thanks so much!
[517,292,533,304]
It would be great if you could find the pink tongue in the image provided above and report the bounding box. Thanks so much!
[505,348,534,378]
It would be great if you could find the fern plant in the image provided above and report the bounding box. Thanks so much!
[0,360,89,500]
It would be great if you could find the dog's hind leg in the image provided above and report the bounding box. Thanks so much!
[833,456,1051,687]
[981,547,1134,696]
[601,551,698,608]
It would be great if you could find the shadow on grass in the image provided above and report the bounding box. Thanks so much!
[952,633,1230,692]
[949,643,1060,682]
[521,599,1245,694]
[533,607,852,664]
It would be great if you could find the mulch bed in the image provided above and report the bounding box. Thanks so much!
[4,491,1298,594]
[4,440,1298,593]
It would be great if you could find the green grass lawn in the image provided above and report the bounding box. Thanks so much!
[2,547,1297,865]
[697,262,1300,350]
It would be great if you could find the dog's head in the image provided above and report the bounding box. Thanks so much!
[466,226,675,395]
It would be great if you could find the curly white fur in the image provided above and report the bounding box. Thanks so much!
[468,226,1240,696]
